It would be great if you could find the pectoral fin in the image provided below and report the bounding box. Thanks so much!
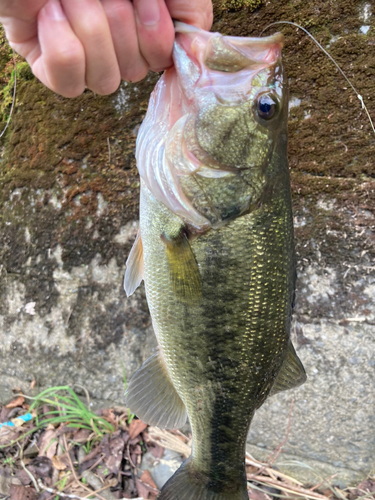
[125,351,187,429]
[162,229,202,304]
[270,343,307,396]
[124,230,144,297]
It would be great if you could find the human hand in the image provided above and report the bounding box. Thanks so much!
[0,0,213,97]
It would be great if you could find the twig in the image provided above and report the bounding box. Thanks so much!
[81,483,114,499]
[247,475,329,500]
[246,454,304,486]
[63,435,108,500]
[20,459,40,493]
[148,426,191,458]
[136,478,159,494]
[310,473,338,491]
[37,479,96,500]
[61,453,105,493]
[107,137,111,164]
[0,52,17,140]
[266,398,294,465]
[73,384,91,407]
[126,442,138,469]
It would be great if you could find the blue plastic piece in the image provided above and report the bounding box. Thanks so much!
[0,412,32,429]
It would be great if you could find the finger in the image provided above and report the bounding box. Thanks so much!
[34,0,86,97]
[61,0,121,95]
[133,0,175,72]
[0,0,47,42]
[101,0,148,82]
[165,0,213,30]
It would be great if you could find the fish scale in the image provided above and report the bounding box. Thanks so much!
[124,23,306,500]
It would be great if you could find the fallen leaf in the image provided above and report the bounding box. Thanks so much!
[135,476,157,500]
[105,435,125,474]
[248,486,271,500]
[29,457,53,479]
[150,444,164,459]
[10,485,36,500]
[128,419,147,439]
[38,429,58,459]
[102,408,117,426]
[12,416,31,428]
[73,428,92,442]
[51,455,67,471]
[16,470,32,487]
[140,470,158,491]
[0,469,13,495]
[357,480,375,493]
[6,396,25,409]
[0,406,12,423]
[0,426,24,446]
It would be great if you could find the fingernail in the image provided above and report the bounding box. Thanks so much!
[135,0,160,26]
[42,0,66,21]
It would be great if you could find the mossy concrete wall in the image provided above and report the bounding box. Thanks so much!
[0,0,374,486]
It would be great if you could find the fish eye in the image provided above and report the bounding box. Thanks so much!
[255,93,278,120]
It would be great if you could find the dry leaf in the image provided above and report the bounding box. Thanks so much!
[51,455,67,471]
[0,426,24,446]
[102,408,117,426]
[140,470,158,491]
[38,428,58,459]
[10,484,36,500]
[135,476,156,500]
[248,488,272,500]
[5,396,25,409]
[128,419,147,439]
[12,417,29,428]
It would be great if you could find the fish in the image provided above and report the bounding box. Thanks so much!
[124,22,306,500]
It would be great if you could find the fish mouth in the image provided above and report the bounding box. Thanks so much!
[174,21,284,70]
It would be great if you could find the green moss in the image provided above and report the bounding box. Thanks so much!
[219,0,262,11]
[0,26,33,130]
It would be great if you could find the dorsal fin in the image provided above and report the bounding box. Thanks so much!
[124,230,144,297]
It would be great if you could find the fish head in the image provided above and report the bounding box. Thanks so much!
[136,23,288,229]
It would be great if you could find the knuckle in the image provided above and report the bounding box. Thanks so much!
[121,65,149,83]
[91,74,121,95]
[59,85,86,98]
[80,18,106,43]
[51,41,84,69]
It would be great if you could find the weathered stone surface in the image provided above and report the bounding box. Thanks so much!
[0,0,374,487]
[0,72,160,404]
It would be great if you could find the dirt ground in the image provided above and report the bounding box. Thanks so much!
[0,390,374,500]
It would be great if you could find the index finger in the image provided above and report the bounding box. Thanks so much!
[165,0,213,30]
[133,0,175,72]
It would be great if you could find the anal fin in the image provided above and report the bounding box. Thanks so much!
[270,342,307,396]
[124,229,144,297]
[125,351,187,429]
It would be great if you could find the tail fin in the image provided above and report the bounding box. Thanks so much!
[157,459,248,500]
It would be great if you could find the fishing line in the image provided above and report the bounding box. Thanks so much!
[0,51,17,140]
[261,21,375,135]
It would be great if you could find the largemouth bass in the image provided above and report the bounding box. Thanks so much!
[124,22,306,500]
